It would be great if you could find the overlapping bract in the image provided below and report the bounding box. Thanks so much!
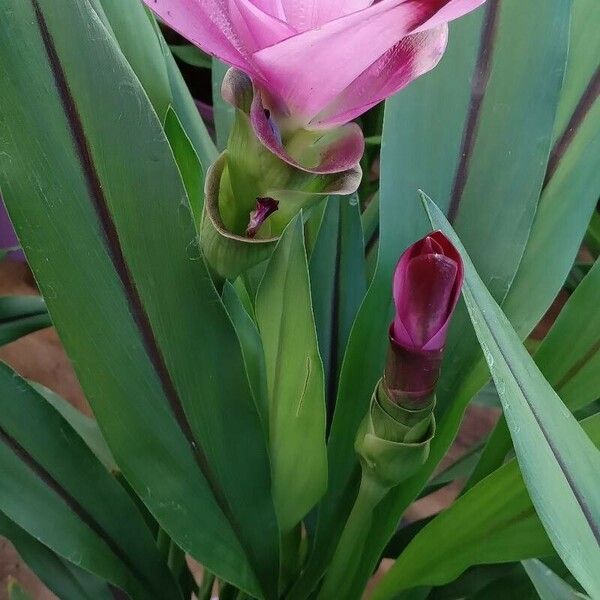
[144,0,486,128]
[393,231,464,352]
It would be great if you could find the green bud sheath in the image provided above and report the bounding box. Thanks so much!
[200,69,362,279]
[319,381,435,599]
[201,152,278,280]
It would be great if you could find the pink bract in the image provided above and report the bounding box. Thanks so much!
[145,0,486,128]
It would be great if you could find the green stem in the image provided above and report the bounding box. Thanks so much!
[198,571,215,600]
[318,473,388,599]
[156,527,171,563]
[167,540,186,579]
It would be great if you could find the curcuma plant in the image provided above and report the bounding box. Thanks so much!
[0,0,598,598]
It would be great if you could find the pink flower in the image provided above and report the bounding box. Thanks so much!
[392,231,463,352]
[145,0,486,129]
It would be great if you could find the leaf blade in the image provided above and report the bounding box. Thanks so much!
[423,195,600,598]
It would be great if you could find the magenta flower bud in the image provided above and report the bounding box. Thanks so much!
[246,197,279,238]
[384,231,463,408]
[393,231,463,351]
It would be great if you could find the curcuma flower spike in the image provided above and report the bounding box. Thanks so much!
[144,0,486,129]
[322,232,464,598]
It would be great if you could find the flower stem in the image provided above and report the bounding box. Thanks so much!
[318,473,388,599]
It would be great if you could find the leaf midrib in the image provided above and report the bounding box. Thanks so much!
[465,281,600,546]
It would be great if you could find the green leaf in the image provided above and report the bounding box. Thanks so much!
[93,0,217,170]
[371,411,600,598]
[93,0,171,119]
[470,258,600,487]
[585,211,600,259]
[292,1,571,596]
[0,1,278,596]
[523,559,589,600]
[471,564,538,599]
[256,216,328,532]
[0,512,113,600]
[222,281,268,423]
[170,44,212,69]
[309,194,366,409]
[159,34,218,170]
[212,59,235,151]
[164,106,205,222]
[422,195,600,598]
[0,296,51,346]
[0,363,181,599]
[502,0,600,338]
[535,258,600,413]
[28,382,115,471]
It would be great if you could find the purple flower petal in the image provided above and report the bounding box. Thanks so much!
[246,197,279,238]
[392,231,464,352]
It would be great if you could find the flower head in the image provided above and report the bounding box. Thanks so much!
[384,231,463,407]
[145,0,486,129]
[393,231,463,352]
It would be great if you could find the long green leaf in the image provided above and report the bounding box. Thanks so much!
[256,216,327,533]
[536,259,600,412]
[292,2,571,597]
[0,1,278,596]
[502,0,600,338]
[164,107,205,221]
[0,363,180,599]
[222,281,268,423]
[93,0,171,119]
[309,194,366,413]
[95,0,217,169]
[423,196,600,598]
[0,511,113,600]
[523,560,589,600]
[470,258,600,487]
[28,382,115,471]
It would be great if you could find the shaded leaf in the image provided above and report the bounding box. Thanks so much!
[0,363,181,599]
[170,44,212,69]
[0,297,51,346]
[0,1,278,596]
[309,194,366,416]
[0,511,113,600]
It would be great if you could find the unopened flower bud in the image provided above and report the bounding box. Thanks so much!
[385,231,464,407]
